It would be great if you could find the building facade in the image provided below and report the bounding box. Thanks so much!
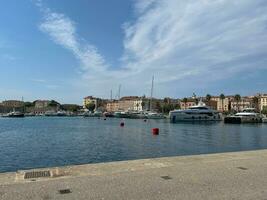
[106,101,119,112]
[258,94,267,111]
[106,96,149,112]
[230,97,252,112]
[179,99,196,110]
[34,100,50,109]
[2,100,24,108]
[83,96,98,109]
[210,96,231,112]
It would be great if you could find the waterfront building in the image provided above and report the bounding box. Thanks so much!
[106,96,150,112]
[179,98,196,110]
[133,98,149,111]
[2,100,24,108]
[210,96,232,112]
[34,100,50,109]
[27,100,59,115]
[106,100,119,112]
[83,96,98,109]
[205,100,218,111]
[230,97,252,112]
[117,96,139,111]
[258,94,267,111]
[0,100,24,113]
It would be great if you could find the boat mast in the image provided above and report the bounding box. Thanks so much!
[150,75,154,111]
[118,84,121,100]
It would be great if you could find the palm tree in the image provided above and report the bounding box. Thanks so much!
[220,94,225,112]
[182,98,188,109]
[206,94,211,102]
[234,94,241,111]
[252,96,259,111]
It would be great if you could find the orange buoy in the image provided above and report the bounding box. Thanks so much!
[152,128,159,135]
[120,122,125,127]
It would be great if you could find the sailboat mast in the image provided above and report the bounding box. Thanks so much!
[150,75,154,111]
[118,84,121,100]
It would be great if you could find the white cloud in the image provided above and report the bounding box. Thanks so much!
[31,79,47,83]
[37,0,267,98]
[39,7,108,73]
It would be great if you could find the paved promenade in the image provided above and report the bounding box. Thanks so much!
[1,150,267,200]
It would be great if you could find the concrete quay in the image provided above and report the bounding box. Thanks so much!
[1,150,267,200]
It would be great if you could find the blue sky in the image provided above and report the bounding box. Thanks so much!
[0,0,267,104]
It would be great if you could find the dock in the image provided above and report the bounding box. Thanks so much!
[1,150,267,199]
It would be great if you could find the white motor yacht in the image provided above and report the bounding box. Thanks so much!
[224,108,263,123]
[169,101,221,123]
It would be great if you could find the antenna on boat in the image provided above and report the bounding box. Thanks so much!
[150,75,154,111]
[110,90,113,100]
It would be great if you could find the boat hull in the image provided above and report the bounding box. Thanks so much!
[2,114,25,118]
[224,116,262,124]
[170,112,221,123]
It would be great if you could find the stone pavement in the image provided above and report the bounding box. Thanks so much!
[1,150,267,200]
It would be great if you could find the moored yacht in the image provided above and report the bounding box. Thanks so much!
[224,108,263,123]
[169,101,221,123]
[2,111,25,118]
[145,111,165,119]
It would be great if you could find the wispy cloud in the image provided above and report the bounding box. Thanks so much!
[31,79,46,83]
[38,2,108,74]
[36,0,267,98]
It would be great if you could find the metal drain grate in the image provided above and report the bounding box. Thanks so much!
[237,167,248,170]
[59,189,72,194]
[24,170,51,179]
[161,175,172,180]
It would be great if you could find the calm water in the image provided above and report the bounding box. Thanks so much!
[0,117,267,172]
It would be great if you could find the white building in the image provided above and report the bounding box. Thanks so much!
[258,94,267,111]
[133,98,149,111]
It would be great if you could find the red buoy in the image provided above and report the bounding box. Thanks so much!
[120,122,125,127]
[152,128,159,135]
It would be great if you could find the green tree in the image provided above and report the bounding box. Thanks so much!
[155,101,161,112]
[234,94,241,111]
[252,96,259,110]
[86,103,96,112]
[24,102,34,108]
[219,94,225,112]
[175,103,181,109]
[61,104,81,112]
[182,98,188,109]
[262,106,267,115]
[206,94,212,102]
[49,100,60,107]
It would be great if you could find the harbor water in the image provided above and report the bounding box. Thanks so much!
[0,117,267,173]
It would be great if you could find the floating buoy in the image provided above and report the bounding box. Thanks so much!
[144,119,147,122]
[152,128,159,135]
[104,118,106,120]
[120,122,125,127]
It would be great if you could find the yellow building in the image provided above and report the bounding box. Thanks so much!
[210,96,231,112]
[83,96,97,109]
